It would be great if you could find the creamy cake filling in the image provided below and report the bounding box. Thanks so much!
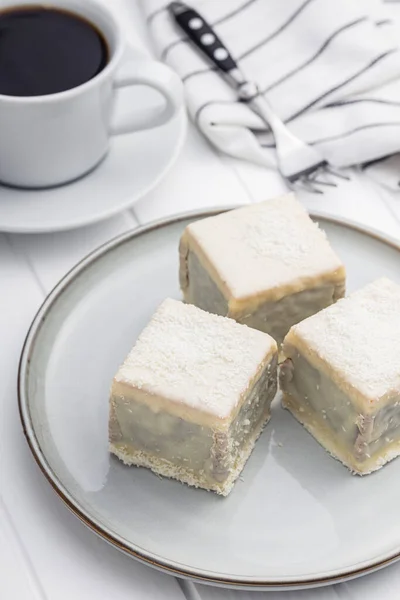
[233,283,344,345]
[182,249,228,317]
[110,356,277,494]
[180,196,346,308]
[280,346,400,473]
[182,249,344,344]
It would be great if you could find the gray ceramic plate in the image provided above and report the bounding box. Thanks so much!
[18,209,400,591]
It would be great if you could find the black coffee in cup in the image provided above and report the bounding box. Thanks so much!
[0,6,108,97]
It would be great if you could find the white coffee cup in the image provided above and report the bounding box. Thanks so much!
[0,0,184,188]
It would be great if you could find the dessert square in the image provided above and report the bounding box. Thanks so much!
[280,278,400,475]
[179,194,345,345]
[109,298,278,495]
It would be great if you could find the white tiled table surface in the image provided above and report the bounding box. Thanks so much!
[2,2,400,598]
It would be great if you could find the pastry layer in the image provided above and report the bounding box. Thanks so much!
[280,345,400,474]
[114,298,276,423]
[110,355,277,494]
[110,413,268,496]
[179,195,345,308]
[182,248,344,345]
[285,278,400,410]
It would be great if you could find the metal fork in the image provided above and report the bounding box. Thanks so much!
[237,81,349,193]
[169,1,348,193]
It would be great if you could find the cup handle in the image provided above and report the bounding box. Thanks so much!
[109,59,184,135]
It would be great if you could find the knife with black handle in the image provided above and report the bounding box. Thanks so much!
[168,1,346,190]
[168,2,306,166]
[169,1,237,73]
[168,1,259,102]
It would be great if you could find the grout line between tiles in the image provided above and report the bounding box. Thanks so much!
[219,156,258,205]
[352,170,400,232]
[177,579,203,600]
[123,209,139,226]
[373,186,400,229]
[129,207,143,225]
[4,234,47,297]
[0,495,48,600]
[334,582,355,599]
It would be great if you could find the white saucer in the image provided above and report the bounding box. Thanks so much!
[0,47,186,233]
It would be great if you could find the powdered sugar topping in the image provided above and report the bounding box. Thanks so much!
[292,278,400,403]
[187,194,344,300]
[116,298,276,419]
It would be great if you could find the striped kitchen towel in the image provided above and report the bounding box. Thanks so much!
[142,0,400,188]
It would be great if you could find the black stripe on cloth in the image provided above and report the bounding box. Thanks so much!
[147,4,169,24]
[193,18,369,126]
[194,100,238,125]
[376,19,393,26]
[194,86,400,132]
[262,17,367,94]
[326,98,400,108]
[182,0,317,83]
[161,0,260,61]
[260,122,400,149]
[260,142,278,149]
[361,154,394,169]
[286,48,398,122]
[309,121,400,145]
